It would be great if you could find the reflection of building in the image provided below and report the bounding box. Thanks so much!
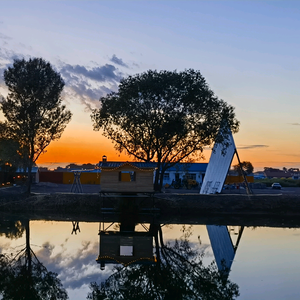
[96,230,156,269]
[207,225,244,273]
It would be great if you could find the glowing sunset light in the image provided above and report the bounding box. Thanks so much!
[1,1,300,171]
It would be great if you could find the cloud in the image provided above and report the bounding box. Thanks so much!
[0,32,12,41]
[0,42,32,89]
[0,37,140,111]
[0,46,125,111]
[35,240,111,291]
[237,145,269,150]
[291,123,300,126]
[58,61,124,111]
[110,54,128,68]
[60,63,122,82]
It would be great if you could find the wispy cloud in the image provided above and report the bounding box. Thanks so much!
[237,145,269,150]
[60,63,122,82]
[290,123,300,126]
[0,42,127,111]
[0,32,12,41]
[110,54,128,68]
[59,61,123,111]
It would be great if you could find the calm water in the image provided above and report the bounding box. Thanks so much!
[0,215,300,300]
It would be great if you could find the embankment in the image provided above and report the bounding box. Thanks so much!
[1,192,300,227]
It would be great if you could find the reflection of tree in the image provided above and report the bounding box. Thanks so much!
[87,225,239,300]
[0,219,25,239]
[0,220,68,300]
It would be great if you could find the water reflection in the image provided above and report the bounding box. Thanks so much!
[0,209,241,300]
[207,225,244,273]
[0,218,25,239]
[0,218,68,300]
[89,205,240,300]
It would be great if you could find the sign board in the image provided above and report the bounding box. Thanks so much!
[200,131,236,194]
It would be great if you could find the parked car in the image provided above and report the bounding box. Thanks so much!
[271,183,282,189]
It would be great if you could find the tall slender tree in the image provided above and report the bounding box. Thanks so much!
[1,58,72,193]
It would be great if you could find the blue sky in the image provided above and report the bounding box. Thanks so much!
[0,1,300,170]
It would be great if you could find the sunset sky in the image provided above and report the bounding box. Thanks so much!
[0,1,300,171]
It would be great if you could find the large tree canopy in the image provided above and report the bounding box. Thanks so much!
[91,69,239,190]
[1,57,72,192]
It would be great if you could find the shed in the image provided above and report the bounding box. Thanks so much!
[99,161,156,193]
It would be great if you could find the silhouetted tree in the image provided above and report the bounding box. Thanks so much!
[1,58,72,193]
[91,69,239,191]
[233,161,254,176]
[0,122,25,176]
[0,219,25,239]
[0,219,68,300]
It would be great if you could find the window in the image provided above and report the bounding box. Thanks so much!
[186,173,196,180]
[119,171,136,182]
[163,173,170,180]
[120,245,133,256]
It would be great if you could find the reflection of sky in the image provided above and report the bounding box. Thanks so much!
[30,221,115,298]
[1,221,300,299]
[0,221,114,299]
[230,227,300,300]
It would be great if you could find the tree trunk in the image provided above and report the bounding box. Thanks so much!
[154,162,161,192]
[25,219,31,274]
[26,161,32,194]
[159,171,165,191]
[26,143,34,194]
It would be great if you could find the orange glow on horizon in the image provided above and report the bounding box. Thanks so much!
[36,126,300,171]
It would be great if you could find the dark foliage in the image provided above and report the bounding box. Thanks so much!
[87,225,239,300]
[1,58,72,193]
[91,69,239,190]
[233,161,254,176]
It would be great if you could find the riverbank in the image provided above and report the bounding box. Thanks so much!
[1,184,300,220]
[0,183,300,228]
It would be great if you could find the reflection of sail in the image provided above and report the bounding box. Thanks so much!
[207,225,244,272]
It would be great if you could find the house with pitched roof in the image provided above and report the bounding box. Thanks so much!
[264,168,292,179]
[99,157,156,193]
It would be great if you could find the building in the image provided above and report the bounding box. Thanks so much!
[160,163,208,187]
[264,168,292,179]
[98,154,208,190]
[99,161,156,193]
